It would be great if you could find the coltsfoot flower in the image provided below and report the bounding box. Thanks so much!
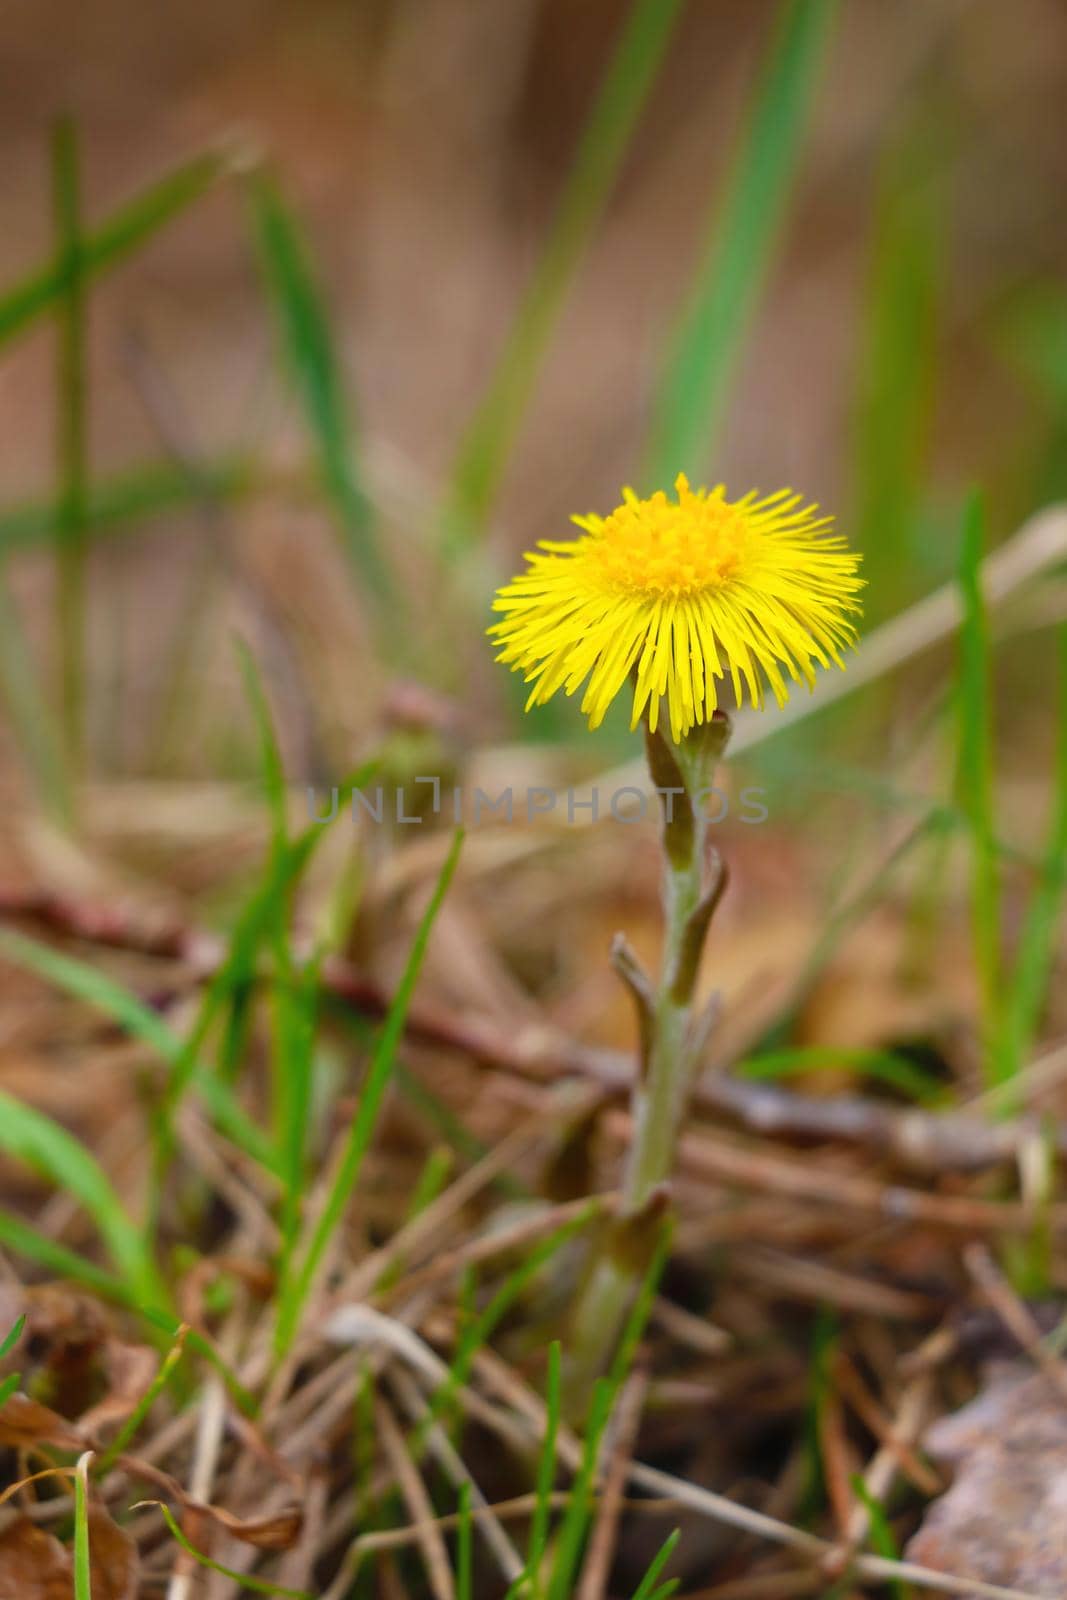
[490,474,863,743]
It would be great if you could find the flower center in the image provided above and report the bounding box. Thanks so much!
[585,477,750,599]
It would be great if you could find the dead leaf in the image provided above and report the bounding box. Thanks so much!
[78,1340,158,1436]
[0,1286,114,1420]
[0,1506,138,1600]
[189,1500,303,1550]
[0,1519,72,1600]
[86,1508,138,1600]
[17,1287,111,1359]
[0,1394,84,1451]
[907,1362,1067,1595]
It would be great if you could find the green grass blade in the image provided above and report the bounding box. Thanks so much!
[524,1341,561,1595]
[433,1208,598,1443]
[850,139,939,621]
[736,1046,947,1105]
[0,757,373,1200]
[391,1060,525,1198]
[374,1145,454,1295]
[0,578,70,820]
[95,1327,188,1477]
[275,828,465,1355]
[73,1453,92,1600]
[407,1145,454,1218]
[998,283,1067,407]
[447,0,686,534]
[52,116,89,775]
[546,1225,667,1600]
[0,923,180,1055]
[997,624,1067,1081]
[0,1208,127,1301]
[168,748,372,1133]
[141,1502,312,1599]
[271,956,320,1285]
[956,491,1002,1081]
[800,1305,837,1521]
[236,636,289,847]
[997,284,1067,507]
[187,846,320,1105]
[0,925,276,1171]
[234,652,370,1274]
[607,1217,671,1391]
[545,1379,613,1600]
[0,1089,168,1309]
[140,1308,256,1415]
[0,458,254,557]
[851,1478,911,1600]
[0,145,238,347]
[250,174,392,608]
[0,1315,25,1360]
[151,828,316,1199]
[645,0,837,484]
[630,1530,681,1600]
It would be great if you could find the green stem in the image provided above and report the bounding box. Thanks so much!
[52,116,88,782]
[566,715,729,1409]
[624,717,728,1211]
[625,819,706,1211]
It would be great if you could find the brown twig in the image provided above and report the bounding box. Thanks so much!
[842,1366,936,1550]
[605,1112,1067,1235]
[377,1192,615,1307]
[3,883,1063,1177]
[319,1492,686,1600]
[388,1366,524,1586]
[725,1245,937,1321]
[816,1367,857,1545]
[963,1241,1067,1405]
[835,1355,939,1498]
[375,1394,455,1600]
[463,1337,1044,1600]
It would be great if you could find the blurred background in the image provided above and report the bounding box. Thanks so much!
[4,6,1067,1592]
[3,0,1067,1103]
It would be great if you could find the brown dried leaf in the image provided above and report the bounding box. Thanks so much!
[0,1394,84,1451]
[0,1519,72,1600]
[0,1507,137,1600]
[124,1453,303,1549]
[77,1340,158,1436]
[17,1286,112,1357]
[907,1362,1067,1596]
[190,1500,303,1550]
[86,1508,139,1600]
[0,1286,112,1418]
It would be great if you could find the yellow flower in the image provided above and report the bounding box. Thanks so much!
[489,474,863,743]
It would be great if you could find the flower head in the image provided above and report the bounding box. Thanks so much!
[489,474,863,743]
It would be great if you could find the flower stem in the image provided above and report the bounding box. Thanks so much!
[566,713,730,1409]
[625,831,705,1210]
[626,714,729,1205]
